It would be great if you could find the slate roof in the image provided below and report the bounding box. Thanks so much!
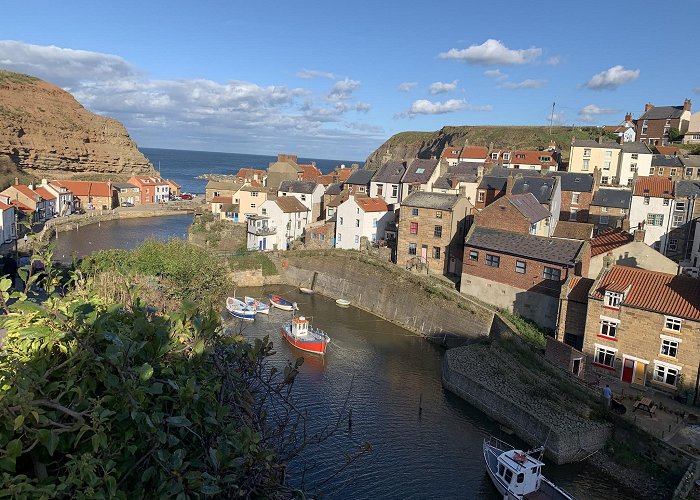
[639,106,685,121]
[590,229,634,256]
[278,180,318,194]
[371,161,406,184]
[433,162,482,189]
[508,193,550,223]
[402,158,439,184]
[675,180,700,198]
[113,182,139,190]
[274,197,309,213]
[345,169,375,185]
[566,277,595,303]
[573,140,621,150]
[511,176,557,204]
[591,188,632,208]
[432,176,455,190]
[401,191,461,210]
[478,176,508,191]
[553,221,593,240]
[681,155,700,168]
[549,172,594,192]
[592,266,700,320]
[485,166,512,178]
[652,154,684,168]
[633,177,674,198]
[465,226,583,266]
[619,142,652,154]
[325,183,342,196]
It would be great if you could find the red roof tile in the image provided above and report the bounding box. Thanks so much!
[316,174,334,186]
[210,196,232,203]
[590,229,634,256]
[356,197,388,213]
[53,181,114,198]
[510,150,558,168]
[592,266,700,320]
[11,185,40,199]
[336,169,353,182]
[10,200,32,212]
[34,187,56,200]
[633,176,674,198]
[655,145,681,156]
[299,164,322,180]
[0,201,12,210]
[441,148,462,160]
[460,146,489,159]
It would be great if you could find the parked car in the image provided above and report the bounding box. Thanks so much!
[180,193,194,200]
[121,201,134,207]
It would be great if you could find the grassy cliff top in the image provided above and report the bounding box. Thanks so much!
[0,70,40,86]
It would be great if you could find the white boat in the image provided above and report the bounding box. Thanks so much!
[299,287,314,294]
[483,436,575,500]
[336,298,350,307]
[226,297,256,321]
[269,294,298,311]
[245,296,270,314]
[281,315,331,355]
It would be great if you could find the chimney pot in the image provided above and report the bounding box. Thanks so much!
[14,177,19,185]
[645,102,654,112]
[684,98,692,112]
[625,112,632,122]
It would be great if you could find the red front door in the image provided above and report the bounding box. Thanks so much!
[621,357,634,383]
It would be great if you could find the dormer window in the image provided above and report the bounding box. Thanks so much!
[503,153,510,160]
[604,291,623,309]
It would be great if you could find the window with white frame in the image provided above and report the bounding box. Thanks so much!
[391,185,398,197]
[477,191,485,202]
[686,168,694,176]
[582,159,590,171]
[605,150,612,158]
[664,316,682,332]
[603,161,611,171]
[469,250,479,261]
[604,291,623,308]
[653,362,680,386]
[571,192,580,205]
[599,317,619,338]
[663,198,670,206]
[675,201,686,212]
[644,195,651,205]
[630,163,637,172]
[660,335,680,358]
[649,167,655,175]
[670,168,677,176]
[594,345,617,368]
[601,176,609,184]
[485,254,500,267]
[672,215,683,227]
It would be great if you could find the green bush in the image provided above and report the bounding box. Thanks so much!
[498,309,552,348]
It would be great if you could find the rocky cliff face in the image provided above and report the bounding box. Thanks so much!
[0,71,154,178]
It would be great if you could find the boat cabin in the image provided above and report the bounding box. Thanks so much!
[496,449,544,497]
[292,316,309,336]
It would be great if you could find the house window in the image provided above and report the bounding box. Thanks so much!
[356,207,360,214]
[543,266,560,281]
[670,168,677,176]
[301,194,306,201]
[359,186,366,193]
[583,148,591,157]
[372,218,377,228]
[251,203,256,208]
[646,214,664,226]
[571,192,580,205]
[434,225,442,238]
[339,217,344,225]
[515,260,526,274]
[408,243,417,255]
[605,150,612,158]
[355,219,360,228]
[599,215,609,225]
[582,159,590,171]
[641,126,648,135]
[415,168,425,174]
[391,185,398,197]
[601,176,609,185]
[433,246,441,259]
[328,207,334,216]
[603,161,611,171]
[631,153,638,160]
[653,362,680,387]
[412,208,418,216]
[649,167,655,175]
[630,163,637,172]
[569,209,578,221]
[672,215,683,227]
[435,210,442,219]
[663,198,669,206]
[251,191,259,197]
[337,233,342,242]
[675,202,686,212]
[599,317,619,339]
[320,234,325,241]
[377,184,384,196]
[643,195,650,205]
[469,250,479,261]
[687,168,694,176]
[664,316,682,332]
[669,238,678,250]
[657,168,665,176]
[410,222,418,234]
[486,254,500,267]
[594,345,617,368]
[660,336,680,358]
[355,235,359,244]
[262,208,267,215]
[604,291,623,308]
[503,153,510,161]
[477,191,485,202]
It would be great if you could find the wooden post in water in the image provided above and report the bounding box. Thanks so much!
[419,394,423,416]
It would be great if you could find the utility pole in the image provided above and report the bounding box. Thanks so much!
[549,102,556,135]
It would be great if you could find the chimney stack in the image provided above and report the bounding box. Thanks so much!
[625,112,632,122]
[633,225,646,242]
[645,102,654,113]
[603,252,614,269]
[684,98,692,112]
[14,177,19,186]
[505,175,516,196]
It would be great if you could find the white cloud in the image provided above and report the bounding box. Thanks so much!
[327,78,361,101]
[429,80,459,95]
[499,79,546,90]
[545,56,561,66]
[398,99,492,118]
[585,65,640,90]
[693,86,700,94]
[296,69,336,80]
[0,40,379,158]
[483,69,508,81]
[547,111,565,125]
[398,81,417,92]
[578,104,621,122]
[438,39,542,66]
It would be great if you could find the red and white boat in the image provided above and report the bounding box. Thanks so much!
[281,316,330,355]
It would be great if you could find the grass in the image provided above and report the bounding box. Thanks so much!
[228,250,278,276]
[0,70,39,85]
[497,309,553,348]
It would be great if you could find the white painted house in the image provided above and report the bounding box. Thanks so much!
[369,161,406,208]
[255,197,311,250]
[629,176,676,251]
[278,180,325,221]
[0,196,16,243]
[43,180,74,216]
[618,142,653,187]
[335,196,394,250]
[246,215,277,251]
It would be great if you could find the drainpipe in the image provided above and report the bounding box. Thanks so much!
[663,195,673,255]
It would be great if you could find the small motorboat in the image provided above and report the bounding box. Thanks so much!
[269,294,298,311]
[281,316,330,355]
[226,297,256,321]
[299,287,314,294]
[483,436,574,499]
[336,298,351,307]
[245,296,270,315]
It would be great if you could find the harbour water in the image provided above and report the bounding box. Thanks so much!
[140,147,363,195]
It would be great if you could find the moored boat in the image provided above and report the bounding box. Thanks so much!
[226,297,256,321]
[245,296,270,314]
[336,298,350,307]
[299,287,314,294]
[281,316,330,355]
[269,294,298,311]
[483,436,575,499]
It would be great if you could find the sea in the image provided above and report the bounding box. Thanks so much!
[140,148,364,195]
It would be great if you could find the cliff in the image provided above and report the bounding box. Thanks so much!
[0,70,155,179]
[364,125,616,170]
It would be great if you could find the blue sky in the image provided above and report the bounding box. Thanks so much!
[2,0,699,161]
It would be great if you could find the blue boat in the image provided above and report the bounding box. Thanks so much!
[268,294,298,311]
[245,296,270,314]
[226,297,256,321]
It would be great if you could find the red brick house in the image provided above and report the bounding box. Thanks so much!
[461,226,590,328]
[636,99,692,146]
[550,172,595,222]
[127,176,171,204]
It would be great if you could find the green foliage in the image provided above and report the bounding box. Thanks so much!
[81,240,231,306]
[228,250,279,276]
[497,309,552,348]
[0,70,40,85]
[0,273,296,497]
[668,127,682,143]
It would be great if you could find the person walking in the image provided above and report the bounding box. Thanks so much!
[602,384,613,409]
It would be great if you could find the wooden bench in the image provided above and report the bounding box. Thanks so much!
[633,397,657,417]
